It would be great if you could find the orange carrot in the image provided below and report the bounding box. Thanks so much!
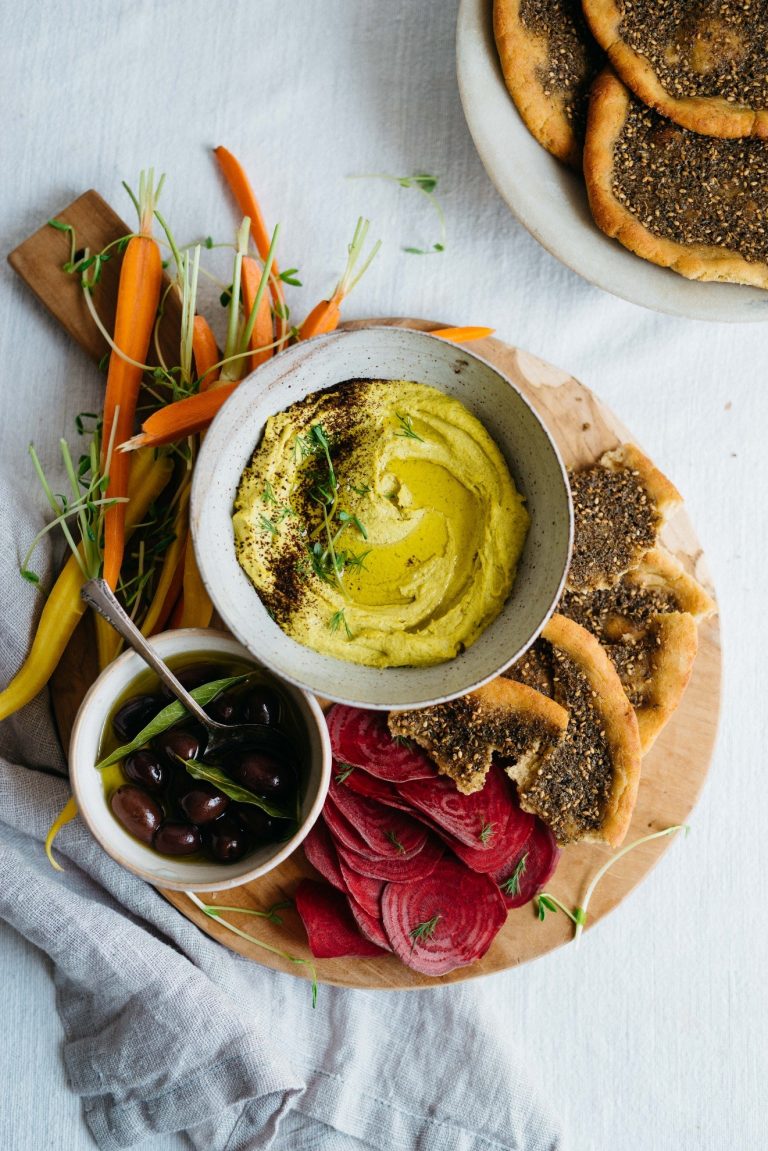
[299,299,341,341]
[101,172,163,589]
[193,314,220,391]
[299,218,380,341]
[241,256,274,372]
[430,326,494,343]
[214,146,284,313]
[121,383,238,451]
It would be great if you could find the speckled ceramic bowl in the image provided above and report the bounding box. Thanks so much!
[69,629,331,892]
[191,326,572,709]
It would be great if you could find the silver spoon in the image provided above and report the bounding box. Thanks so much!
[81,577,291,759]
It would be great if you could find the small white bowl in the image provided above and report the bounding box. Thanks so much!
[69,629,331,892]
[191,326,572,709]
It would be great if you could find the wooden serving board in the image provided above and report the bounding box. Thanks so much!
[10,193,721,990]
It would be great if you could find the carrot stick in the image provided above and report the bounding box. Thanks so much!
[101,171,163,589]
[168,592,185,630]
[193,315,220,391]
[299,218,380,341]
[241,256,274,372]
[180,531,214,629]
[430,326,494,342]
[121,383,239,451]
[213,146,284,313]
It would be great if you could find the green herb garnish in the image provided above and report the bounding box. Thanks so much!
[536,824,689,940]
[386,830,406,855]
[394,412,424,442]
[335,763,356,784]
[329,608,353,639]
[500,853,528,897]
[409,913,442,947]
[349,171,446,254]
[479,822,494,845]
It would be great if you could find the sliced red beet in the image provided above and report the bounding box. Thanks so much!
[329,778,428,859]
[294,879,386,958]
[322,795,380,858]
[326,705,435,781]
[337,764,409,808]
[397,764,517,849]
[302,819,346,891]
[381,858,507,976]
[335,835,444,883]
[337,857,385,918]
[441,801,536,873]
[349,899,392,952]
[493,820,561,909]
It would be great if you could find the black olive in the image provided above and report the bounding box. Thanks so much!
[240,685,281,726]
[110,785,162,844]
[178,781,230,825]
[124,749,167,793]
[154,726,203,764]
[112,694,162,742]
[153,821,202,856]
[204,814,251,862]
[206,691,238,725]
[228,750,296,800]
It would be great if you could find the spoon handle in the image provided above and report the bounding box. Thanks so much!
[81,578,214,730]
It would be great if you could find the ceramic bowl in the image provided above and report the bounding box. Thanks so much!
[456,0,768,323]
[191,326,572,709]
[69,629,331,892]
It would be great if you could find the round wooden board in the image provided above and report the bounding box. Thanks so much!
[155,319,721,989]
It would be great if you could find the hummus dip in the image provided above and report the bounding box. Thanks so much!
[233,379,529,667]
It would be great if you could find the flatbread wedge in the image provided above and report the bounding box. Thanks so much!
[493,0,603,167]
[582,0,768,139]
[506,612,642,848]
[388,677,568,796]
[585,70,768,289]
[568,439,681,592]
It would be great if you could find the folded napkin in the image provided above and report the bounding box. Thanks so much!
[0,486,564,1151]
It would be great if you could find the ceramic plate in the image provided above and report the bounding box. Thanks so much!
[456,0,768,322]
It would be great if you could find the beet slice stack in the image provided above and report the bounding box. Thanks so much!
[295,706,563,975]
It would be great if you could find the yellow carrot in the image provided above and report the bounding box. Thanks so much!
[1,448,173,717]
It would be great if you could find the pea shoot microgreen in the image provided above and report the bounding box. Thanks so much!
[350,171,446,254]
[186,891,318,1008]
[536,824,689,942]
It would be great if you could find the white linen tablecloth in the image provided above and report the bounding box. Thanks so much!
[1,1,765,1148]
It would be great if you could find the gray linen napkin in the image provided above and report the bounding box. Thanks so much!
[0,486,564,1151]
